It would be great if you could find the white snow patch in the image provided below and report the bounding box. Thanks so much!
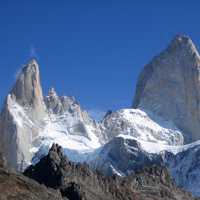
[7,94,34,128]
[117,134,200,155]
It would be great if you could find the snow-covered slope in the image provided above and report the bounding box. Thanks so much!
[30,107,184,164]
[101,109,184,145]
[31,107,101,164]
[4,90,102,167]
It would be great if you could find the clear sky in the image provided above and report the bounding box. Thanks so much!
[0,1,200,119]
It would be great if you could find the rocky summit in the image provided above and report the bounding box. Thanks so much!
[133,35,200,143]
[0,59,47,170]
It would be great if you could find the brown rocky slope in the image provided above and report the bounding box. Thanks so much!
[0,152,62,200]
[24,143,197,200]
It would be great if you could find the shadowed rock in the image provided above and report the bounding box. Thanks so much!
[0,150,62,200]
[24,143,196,200]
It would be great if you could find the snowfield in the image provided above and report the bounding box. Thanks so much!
[9,96,200,165]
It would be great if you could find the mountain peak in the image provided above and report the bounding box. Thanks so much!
[167,34,198,55]
[48,87,57,97]
[133,35,200,143]
[26,58,38,67]
[9,59,46,120]
[20,58,39,77]
[171,34,191,44]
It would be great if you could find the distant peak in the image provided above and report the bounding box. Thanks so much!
[48,87,57,97]
[168,34,197,53]
[173,34,191,43]
[9,59,46,119]
[27,58,38,65]
[22,58,39,74]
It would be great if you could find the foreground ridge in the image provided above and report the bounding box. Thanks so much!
[24,144,196,200]
[0,152,62,200]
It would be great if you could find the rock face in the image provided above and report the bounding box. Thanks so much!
[45,87,79,115]
[133,35,200,142]
[0,59,47,170]
[0,167,63,200]
[90,136,163,176]
[24,144,196,200]
[164,143,200,197]
[10,59,46,120]
[0,150,62,200]
[44,87,99,140]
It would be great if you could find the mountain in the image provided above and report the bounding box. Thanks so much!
[24,143,196,200]
[133,35,200,143]
[0,60,47,169]
[2,34,200,197]
[0,57,183,170]
[0,59,102,170]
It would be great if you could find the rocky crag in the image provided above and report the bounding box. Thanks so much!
[0,151,62,200]
[24,144,196,200]
[133,35,200,142]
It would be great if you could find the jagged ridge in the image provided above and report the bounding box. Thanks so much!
[24,144,196,200]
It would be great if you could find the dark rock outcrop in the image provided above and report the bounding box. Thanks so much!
[0,168,63,200]
[24,144,196,200]
[90,136,163,176]
[0,151,62,200]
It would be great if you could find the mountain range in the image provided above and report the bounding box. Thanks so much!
[1,34,200,198]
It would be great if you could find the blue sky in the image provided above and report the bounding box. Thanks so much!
[0,1,200,119]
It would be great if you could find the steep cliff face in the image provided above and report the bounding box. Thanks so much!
[0,59,46,170]
[10,59,46,121]
[133,35,200,142]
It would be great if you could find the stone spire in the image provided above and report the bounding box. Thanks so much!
[10,59,46,120]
